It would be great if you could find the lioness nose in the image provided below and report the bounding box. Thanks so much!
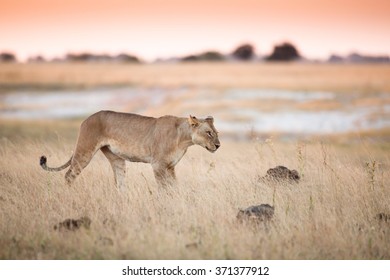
[215,143,220,149]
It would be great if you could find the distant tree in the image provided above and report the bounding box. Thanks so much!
[66,53,93,62]
[28,55,45,63]
[198,51,224,61]
[181,55,199,62]
[65,53,141,63]
[232,44,254,60]
[266,42,300,61]
[181,51,225,62]
[0,52,17,62]
[116,53,140,63]
[346,53,390,63]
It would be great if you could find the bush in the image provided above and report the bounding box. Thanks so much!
[232,44,254,60]
[0,52,17,62]
[66,53,94,62]
[181,51,225,62]
[182,55,199,62]
[65,53,140,63]
[115,53,140,63]
[266,42,300,61]
[199,51,224,61]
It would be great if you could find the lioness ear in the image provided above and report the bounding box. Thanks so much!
[188,115,200,128]
[205,116,214,123]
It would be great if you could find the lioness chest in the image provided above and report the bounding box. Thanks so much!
[167,148,188,167]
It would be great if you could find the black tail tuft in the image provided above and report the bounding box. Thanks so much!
[40,156,47,166]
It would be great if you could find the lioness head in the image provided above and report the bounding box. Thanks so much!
[188,115,220,153]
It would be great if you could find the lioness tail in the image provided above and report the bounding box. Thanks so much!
[40,155,72,171]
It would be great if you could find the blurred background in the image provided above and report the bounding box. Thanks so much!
[1,0,390,141]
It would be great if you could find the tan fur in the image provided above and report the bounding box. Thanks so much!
[40,111,220,189]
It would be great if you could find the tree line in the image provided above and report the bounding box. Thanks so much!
[0,42,300,63]
[1,42,388,63]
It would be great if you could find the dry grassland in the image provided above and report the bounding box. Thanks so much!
[0,122,389,259]
[1,62,390,93]
[0,63,389,259]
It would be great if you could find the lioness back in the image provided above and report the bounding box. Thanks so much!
[84,110,157,143]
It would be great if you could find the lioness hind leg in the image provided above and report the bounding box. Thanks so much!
[65,147,98,185]
[64,117,103,186]
[101,146,126,190]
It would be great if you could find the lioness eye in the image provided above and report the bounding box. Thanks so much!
[206,131,212,137]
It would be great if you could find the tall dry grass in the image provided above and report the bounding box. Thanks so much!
[0,124,389,259]
[1,63,389,259]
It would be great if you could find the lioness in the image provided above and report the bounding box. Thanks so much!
[40,111,220,189]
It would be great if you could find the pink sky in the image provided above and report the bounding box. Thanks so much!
[1,0,389,61]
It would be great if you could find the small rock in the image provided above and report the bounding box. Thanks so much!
[54,216,91,231]
[237,204,275,223]
[375,213,390,223]
[261,166,300,183]
[185,242,199,250]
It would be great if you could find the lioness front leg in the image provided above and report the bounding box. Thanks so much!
[167,166,176,181]
[152,164,176,187]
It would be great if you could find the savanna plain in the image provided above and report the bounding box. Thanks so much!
[0,63,389,259]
